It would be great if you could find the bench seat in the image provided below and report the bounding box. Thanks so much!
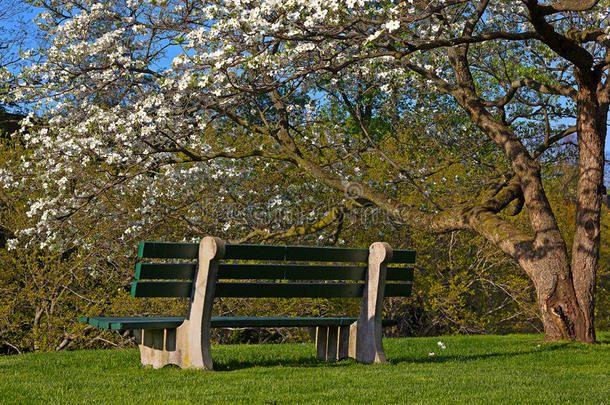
[79,316,185,330]
[79,316,399,330]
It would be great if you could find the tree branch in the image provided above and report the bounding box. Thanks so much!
[265,81,470,234]
[537,0,600,15]
[482,77,577,107]
[233,199,366,244]
[525,0,594,69]
[462,0,491,36]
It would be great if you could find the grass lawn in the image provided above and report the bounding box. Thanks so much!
[0,333,608,404]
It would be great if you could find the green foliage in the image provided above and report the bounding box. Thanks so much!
[392,231,539,336]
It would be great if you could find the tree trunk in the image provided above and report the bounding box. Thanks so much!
[469,209,590,341]
[444,47,594,342]
[569,71,608,343]
[526,259,587,341]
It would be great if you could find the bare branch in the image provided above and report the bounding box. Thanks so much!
[566,28,609,43]
[525,0,594,69]
[462,0,491,36]
[233,199,366,244]
[482,78,577,107]
[532,126,577,158]
[537,0,600,15]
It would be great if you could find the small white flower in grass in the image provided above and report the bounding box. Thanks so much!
[428,352,435,357]
[437,341,446,350]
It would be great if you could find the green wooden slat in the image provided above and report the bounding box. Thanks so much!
[390,250,416,264]
[384,283,413,297]
[217,264,367,281]
[210,316,358,327]
[131,281,193,297]
[79,316,101,328]
[215,282,364,298]
[135,263,197,280]
[138,241,369,262]
[224,244,287,261]
[224,244,369,262]
[284,246,369,262]
[138,242,199,259]
[95,317,136,329]
[134,263,411,281]
[91,318,103,328]
[210,317,399,327]
[131,280,411,298]
[111,317,185,330]
[83,316,185,330]
[135,263,411,281]
[81,316,398,330]
[386,267,414,281]
[211,317,397,327]
[83,317,96,327]
[138,241,415,263]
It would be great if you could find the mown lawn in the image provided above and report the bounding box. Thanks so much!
[0,333,608,404]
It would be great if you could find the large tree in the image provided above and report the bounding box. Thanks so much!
[8,0,610,342]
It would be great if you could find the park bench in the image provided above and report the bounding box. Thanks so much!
[78,237,415,370]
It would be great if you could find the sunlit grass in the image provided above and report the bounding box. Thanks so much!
[1,333,608,404]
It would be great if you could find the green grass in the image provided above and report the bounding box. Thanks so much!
[1,333,608,404]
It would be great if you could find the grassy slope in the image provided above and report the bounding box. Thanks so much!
[0,333,608,404]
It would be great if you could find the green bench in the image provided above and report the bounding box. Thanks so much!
[79,237,415,370]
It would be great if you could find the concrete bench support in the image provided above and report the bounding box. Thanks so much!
[135,328,178,369]
[349,242,392,364]
[135,237,225,370]
[311,242,391,364]
[312,325,351,361]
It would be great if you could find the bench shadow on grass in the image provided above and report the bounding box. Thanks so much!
[213,355,357,371]
[211,346,563,371]
[202,338,600,371]
[389,343,569,365]
[211,345,570,371]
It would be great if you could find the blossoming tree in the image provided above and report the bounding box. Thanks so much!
[8,0,610,342]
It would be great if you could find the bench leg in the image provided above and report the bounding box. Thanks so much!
[135,319,212,370]
[348,320,387,364]
[326,327,338,362]
[313,326,350,361]
[338,326,350,360]
[348,322,358,359]
[350,242,391,364]
[315,326,328,360]
[135,328,180,369]
[167,237,223,370]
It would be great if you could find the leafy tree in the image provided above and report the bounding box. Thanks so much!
[8,0,610,343]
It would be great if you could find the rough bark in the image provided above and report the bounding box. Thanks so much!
[524,247,586,341]
[569,70,608,343]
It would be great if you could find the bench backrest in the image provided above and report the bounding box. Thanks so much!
[131,242,415,299]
